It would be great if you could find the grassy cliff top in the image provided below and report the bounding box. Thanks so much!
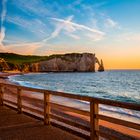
[0,53,92,65]
[0,53,48,64]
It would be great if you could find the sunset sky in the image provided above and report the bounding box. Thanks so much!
[0,0,140,69]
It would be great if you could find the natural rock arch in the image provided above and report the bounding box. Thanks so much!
[95,57,104,72]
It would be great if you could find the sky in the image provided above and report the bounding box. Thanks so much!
[0,0,140,69]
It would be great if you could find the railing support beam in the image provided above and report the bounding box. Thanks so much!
[44,92,51,125]
[17,88,22,113]
[90,101,99,140]
[0,85,4,106]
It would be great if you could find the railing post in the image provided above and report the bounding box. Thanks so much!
[44,91,51,125]
[17,88,22,113]
[90,101,99,140]
[0,85,4,106]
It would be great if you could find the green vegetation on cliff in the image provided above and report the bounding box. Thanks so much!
[0,53,86,71]
[0,53,88,65]
[0,53,48,65]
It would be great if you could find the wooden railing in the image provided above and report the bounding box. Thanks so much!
[0,83,140,140]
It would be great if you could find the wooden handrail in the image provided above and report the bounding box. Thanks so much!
[50,102,90,116]
[0,82,140,140]
[0,83,140,111]
[96,114,140,130]
[50,114,90,131]
[22,105,44,115]
[21,96,43,104]
[3,99,17,106]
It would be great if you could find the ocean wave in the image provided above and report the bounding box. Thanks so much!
[100,104,140,119]
[72,99,140,120]
[8,72,140,122]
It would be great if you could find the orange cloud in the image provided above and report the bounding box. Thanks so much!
[3,42,42,55]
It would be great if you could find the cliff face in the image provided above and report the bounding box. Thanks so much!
[0,53,104,72]
[30,53,97,72]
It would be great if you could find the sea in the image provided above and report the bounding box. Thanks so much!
[9,70,140,123]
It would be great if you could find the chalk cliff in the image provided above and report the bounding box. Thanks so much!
[30,53,104,72]
[0,53,104,72]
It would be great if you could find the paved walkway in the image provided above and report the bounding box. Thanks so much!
[0,106,83,140]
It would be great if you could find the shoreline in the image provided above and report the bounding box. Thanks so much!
[0,72,20,84]
[0,72,140,139]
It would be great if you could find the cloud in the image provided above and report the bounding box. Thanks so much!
[66,33,80,40]
[12,0,58,18]
[2,35,55,55]
[4,41,43,55]
[0,0,7,46]
[2,15,105,55]
[0,43,6,52]
[105,18,118,28]
[0,28,5,45]
[118,33,140,41]
[2,16,79,54]
[7,16,48,37]
[3,40,61,55]
[42,23,62,42]
[42,16,75,42]
[86,33,104,41]
[42,16,105,42]
[51,17,105,35]
[1,0,7,25]
[93,1,108,8]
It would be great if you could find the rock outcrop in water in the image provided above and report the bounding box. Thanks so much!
[30,53,104,72]
[98,59,104,72]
